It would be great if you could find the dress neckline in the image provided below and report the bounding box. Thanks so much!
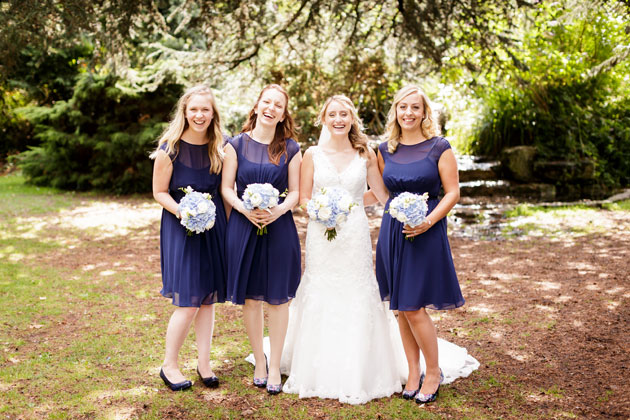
[398,136,438,147]
[179,138,209,146]
[317,146,360,175]
[243,132,272,146]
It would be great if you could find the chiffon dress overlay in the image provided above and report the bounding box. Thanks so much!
[376,137,465,311]
[245,144,479,401]
[159,140,227,307]
[226,134,301,305]
[280,146,407,404]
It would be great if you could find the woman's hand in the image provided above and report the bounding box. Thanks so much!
[241,206,264,230]
[256,205,286,228]
[401,218,433,238]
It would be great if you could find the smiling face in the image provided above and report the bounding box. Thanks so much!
[323,100,353,137]
[185,93,214,134]
[396,92,425,134]
[255,88,287,128]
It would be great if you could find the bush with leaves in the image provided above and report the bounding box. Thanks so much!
[17,72,182,193]
[470,1,630,190]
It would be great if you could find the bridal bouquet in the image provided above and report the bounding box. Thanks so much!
[307,187,357,241]
[242,183,281,235]
[388,192,429,241]
[177,186,216,236]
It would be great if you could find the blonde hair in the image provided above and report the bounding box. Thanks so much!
[241,84,298,165]
[316,95,369,156]
[384,85,440,153]
[150,85,224,174]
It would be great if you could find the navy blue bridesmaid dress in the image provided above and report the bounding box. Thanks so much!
[375,137,464,311]
[159,140,227,306]
[226,134,301,305]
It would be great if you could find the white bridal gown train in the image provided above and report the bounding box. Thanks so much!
[246,146,479,404]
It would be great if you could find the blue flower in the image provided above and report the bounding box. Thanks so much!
[307,187,357,241]
[177,186,216,236]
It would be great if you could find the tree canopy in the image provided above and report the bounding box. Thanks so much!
[1,0,629,194]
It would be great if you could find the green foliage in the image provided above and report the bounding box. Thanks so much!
[470,1,630,188]
[0,88,34,157]
[16,72,182,193]
[0,42,95,159]
[267,52,401,143]
[8,42,94,104]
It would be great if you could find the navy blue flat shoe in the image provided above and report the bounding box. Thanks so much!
[197,367,219,388]
[160,368,192,391]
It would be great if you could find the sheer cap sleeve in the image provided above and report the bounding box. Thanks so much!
[228,133,243,152]
[435,137,452,155]
[286,138,300,162]
[378,141,389,157]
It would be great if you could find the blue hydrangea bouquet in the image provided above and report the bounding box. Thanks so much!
[177,186,216,236]
[306,186,357,241]
[242,183,282,235]
[388,192,429,241]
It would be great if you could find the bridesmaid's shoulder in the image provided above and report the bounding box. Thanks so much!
[229,132,246,143]
[433,136,452,152]
[285,137,300,152]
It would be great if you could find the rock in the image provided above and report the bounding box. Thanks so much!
[606,189,630,202]
[459,168,498,182]
[460,180,512,197]
[501,146,537,182]
[511,183,556,201]
[533,159,597,182]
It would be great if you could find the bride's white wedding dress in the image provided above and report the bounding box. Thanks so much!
[247,146,479,404]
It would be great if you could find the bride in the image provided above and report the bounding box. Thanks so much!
[248,95,478,404]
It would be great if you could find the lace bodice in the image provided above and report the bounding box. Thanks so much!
[311,146,367,205]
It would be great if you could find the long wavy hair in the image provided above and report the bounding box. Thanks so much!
[241,84,298,165]
[384,85,440,153]
[316,95,369,156]
[150,85,224,173]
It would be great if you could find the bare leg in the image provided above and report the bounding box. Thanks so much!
[404,308,441,395]
[398,313,422,391]
[163,307,198,382]
[267,302,289,385]
[243,299,267,379]
[194,304,216,377]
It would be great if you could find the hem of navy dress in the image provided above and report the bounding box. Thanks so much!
[160,290,225,307]
[380,297,465,312]
[229,294,296,306]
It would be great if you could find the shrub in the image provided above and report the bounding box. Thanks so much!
[470,2,630,189]
[17,72,182,193]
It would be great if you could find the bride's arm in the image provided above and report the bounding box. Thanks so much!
[298,148,314,208]
[366,148,389,205]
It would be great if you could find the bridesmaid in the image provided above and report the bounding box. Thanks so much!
[221,84,302,395]
[375,85,465,404]
[151,85,227,391]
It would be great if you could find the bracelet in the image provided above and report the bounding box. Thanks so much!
[426,218,432,225]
